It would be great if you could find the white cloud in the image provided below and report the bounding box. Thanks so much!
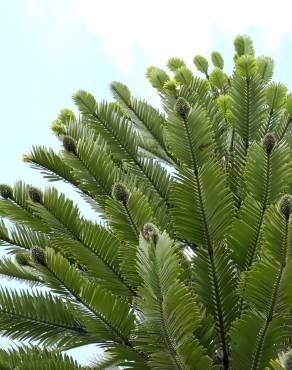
[24,0,292,72]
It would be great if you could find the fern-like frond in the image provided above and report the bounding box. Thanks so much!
[110,82,170,162]
[62,137,121,209]
[243,141,290,203]
[229,140,290,270]
[275,112,292,142]
[231,204,292,369]
[0,346,82,370]
[167,105,215,169]
[231,73,266,151]
[0,257,41,286]
[1,35,291,369]
[43,248,136,341]
[192,243,238,363]
[105,191,154,245]
[137,232,210,369]
[29,186,82,236]
[0,288,88,347]
[174,79,229,160]
[0,182,50,233]
[73,95,171,218]
[228,195,263,268]
[24,146,77,184]
[262,83,287,135]
[170,161,233,245]
[48,223,134,296]
[2,223,51,253]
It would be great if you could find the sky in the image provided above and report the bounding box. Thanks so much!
[2,1,292,198]
[1,0,292,365]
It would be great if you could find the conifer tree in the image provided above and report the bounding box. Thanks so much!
[0,35,291,369]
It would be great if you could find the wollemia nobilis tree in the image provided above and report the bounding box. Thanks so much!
[0,35,291,370]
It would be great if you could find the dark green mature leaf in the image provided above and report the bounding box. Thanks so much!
[170,161,233,245]
[0,346,82,370]
[243,141,290,204]
[0,257,41,285]
[229,140,290,270]
[63,137,121,205]
[105,191,154,245]
[231,205,292,369]
[111,82,169,161]
[231,73,266,150]
[167,106,215,169]
[0,182,50,233]
[229,195,263,268]
[0,288,87,347]
[44,249,136,342]
[49,222,134,296]
[137,232,210,369]
[24,146,77,183]
[0,35,291,370]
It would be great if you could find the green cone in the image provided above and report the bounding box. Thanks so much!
[142,223,159,244]
[0,184,13,199]
[174,97,190,118]
[279,194,292,219]
[112,182,129,204]
[31,246,46,265]
[28,187,42,203]
[63,135,77,154]
[263,133,276,155]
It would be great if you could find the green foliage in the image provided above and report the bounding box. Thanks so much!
[286,95,292,115]
[256,56,274,83]
[136,232,210,369]
[230,202,292,369]
[146,66,170,90]
[0,184,13,199]
[209,68,226,90]
[265,83,287,109]
[167,57,186,72]
[236,55,257,78]
[193,55,209,76]
[234,35,255,57]
[0,35,291,369]
[0,346,82,370]
[174,66,194,86]
[211,51,224,69]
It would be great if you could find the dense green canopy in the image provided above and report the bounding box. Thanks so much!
[0,35,291,369]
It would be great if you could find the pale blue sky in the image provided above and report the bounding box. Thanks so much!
[1,1,292,190]
[1,0,292,365]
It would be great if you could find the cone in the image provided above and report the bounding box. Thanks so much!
[28,187,42,203]
[0,184,13,199]
[31,246,46,265]
[63,135,77,154]
[142,223,159,244]
[112,183,129,204]
[174,97,190,118]
[279,195,292,219]
[263,133,276,155]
